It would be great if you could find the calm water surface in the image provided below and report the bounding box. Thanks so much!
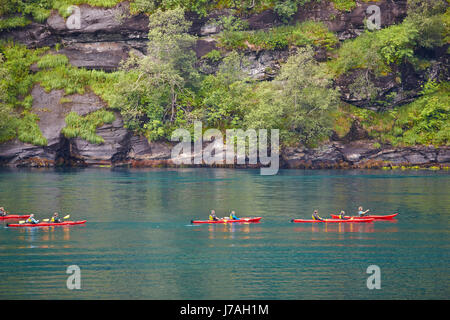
[0,168,448,299]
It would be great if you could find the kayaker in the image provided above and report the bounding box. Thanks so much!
[337,210,349,220]
[0,207,7,217]
[26,214,39,224]
[209,210,219,221]
[358,206,370,217]
[312,210,323,221]
[229,211,239,220]
[50,212,62,223]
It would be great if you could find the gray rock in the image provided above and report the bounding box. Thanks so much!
[47,2,147,35]
[340,140,379,163]
[437,148,450,163]
[128,136,172,160]
[194,38,218,58]
[70,113,131,164]
[244,50,290,80]
[0,85,106,166]
[57,41,131,70]
[200,24,221,36]
[293,0,407,40]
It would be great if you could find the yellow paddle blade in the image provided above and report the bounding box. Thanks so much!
[63,215,70,219]
[43,219,50,222]
[19,220,25,224]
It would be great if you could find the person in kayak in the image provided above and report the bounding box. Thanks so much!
[229,211,239,220]
[337,210,349,220]
[209,210,219,221]
[312,210,324,221]
[25,214,39,224]
[50,212,62,223]
[0,207,7,217]
[358,206,370,217]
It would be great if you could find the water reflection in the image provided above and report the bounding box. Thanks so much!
[292,221,398,234]
[13,225,77,249]
[205,223,263,241]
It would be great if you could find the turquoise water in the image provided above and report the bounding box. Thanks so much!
[0,168,448,299]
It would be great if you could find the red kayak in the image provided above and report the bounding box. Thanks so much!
[291,218,374,223]
[7,220,87,228]
[330,213,398,220]
[191,217,262,224]
[0,214,31,220]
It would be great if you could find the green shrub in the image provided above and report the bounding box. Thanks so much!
[0,107,19,143]
[0,42,47,107]
[202,49,222,62]
[330,0,356,11]
[339,81,450,147]
[62,110,115,144]
[0,16,31,31]
[16,112,48,146]
[328,20,419,78]
[218,21,337,51]
[37,54,69,69]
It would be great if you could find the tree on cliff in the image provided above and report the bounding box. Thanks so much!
[114,6,198,141]
[244,46,340,147]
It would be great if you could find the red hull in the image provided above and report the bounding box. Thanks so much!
[191,217,262,224]
[291,218,374,223]
[330,213,398,220]
[0,215,31,220]
[7,220,87,228]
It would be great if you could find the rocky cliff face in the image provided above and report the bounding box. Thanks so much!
[0,1,448,169]
[1,85,448,169]
[0,1,409,76]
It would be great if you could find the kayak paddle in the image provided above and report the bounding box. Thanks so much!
[43,215,70,222]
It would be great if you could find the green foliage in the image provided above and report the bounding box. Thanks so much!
[0,0,124,25]
[0,43,48,145]
[0,0,51,24]
[211,15,248,32]
[274,0,298,22]
[37,53,69,69]
[16,111,48,146]
[393,81,450,146]
[274,46,340,146]
[61,109,115,144]
[0,105,19,143]
[329,1,448,78]
[0,16,31,31]
[330,0,356,12]
[329,20,419,77]
[130,0,213,17]
[114,7,198,141]
[291,20,338,50]
[0,42,122,145]
[0,42,47,107]
[218,21,337,51]
[129,0,313,17]
[195,51,251,129]
[339,81,450,147]
[34,53,121,101]
[405,0,448,48]
[202,49,222,62]
[245,46,340,147]
[376,22,419,65]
